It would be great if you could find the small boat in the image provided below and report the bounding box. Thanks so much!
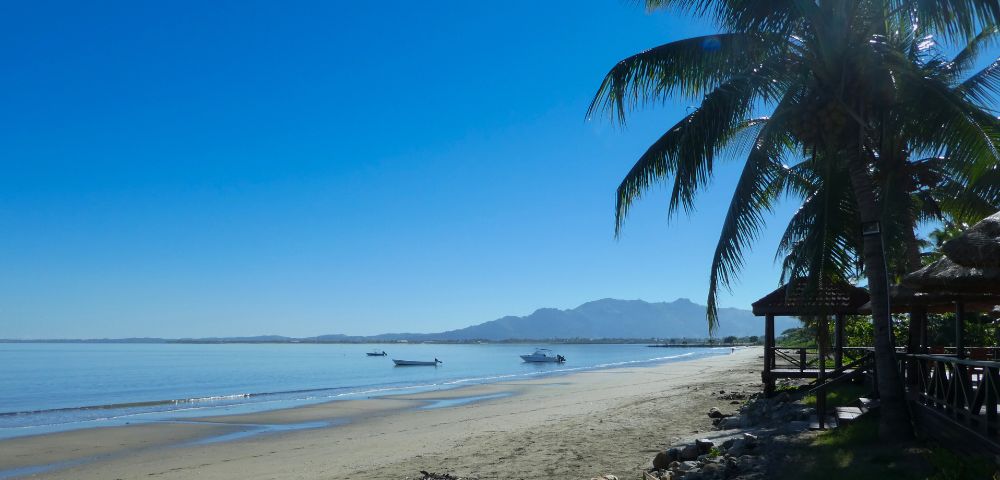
[520,348,565,363]
[366,350,388,356]
[392,358,442,366]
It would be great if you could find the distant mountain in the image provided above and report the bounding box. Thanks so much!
[365,298,797,341]
[1,298,799,343]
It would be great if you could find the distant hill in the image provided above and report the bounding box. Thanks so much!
[365,298,797,341]
[1,298,799,343]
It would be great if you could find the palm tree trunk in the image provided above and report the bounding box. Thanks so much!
[846,152,913,441]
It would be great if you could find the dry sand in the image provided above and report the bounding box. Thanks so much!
[1,347,762,480]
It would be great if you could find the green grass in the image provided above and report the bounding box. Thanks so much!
[925,448,997,480]
[776,415,930,480]
[802,383,868,409]
[776,414,999,480]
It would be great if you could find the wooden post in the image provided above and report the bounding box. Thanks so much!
[920,307,929,354]
[956,302,966,359]
[987,368,998,436]
[765,314,775,397]
[818,315,828,429]
[907,308,926,386]
[907,311,920,354]
[835,313,845,370]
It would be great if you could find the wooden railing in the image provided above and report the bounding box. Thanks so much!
[901,354,1000,444]
[769,346,872,371]
[921,347,1000,360]
[806,352,875,428]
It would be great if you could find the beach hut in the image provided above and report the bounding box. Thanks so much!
[751,279,870,397]
[895,211,1000,448]
[901,211,1000,358]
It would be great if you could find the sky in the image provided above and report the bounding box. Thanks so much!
[0,1,900,338]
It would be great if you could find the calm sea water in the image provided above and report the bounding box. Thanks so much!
[0,343,727,439]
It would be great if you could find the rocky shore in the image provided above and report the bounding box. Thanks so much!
[636,387,822,480]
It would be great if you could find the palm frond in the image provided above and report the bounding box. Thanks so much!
[950,25,1000,75]
[641,0,806,32]
[775,156,860,285]
[891,0,1000,42]
[958,58,1000,107]
[614,59,792,234]
[587,32,784,123]
[704,96,797,332]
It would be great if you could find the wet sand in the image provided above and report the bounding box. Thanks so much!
[1,347,761,479]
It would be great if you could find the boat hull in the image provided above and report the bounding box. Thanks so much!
[520,355,563,363]
[392,359,439,366]
[366,352,386,356]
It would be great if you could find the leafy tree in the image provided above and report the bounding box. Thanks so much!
[589,0,1000,439]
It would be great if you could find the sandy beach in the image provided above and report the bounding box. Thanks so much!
[1,348,761,480]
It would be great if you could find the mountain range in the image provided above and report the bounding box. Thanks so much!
[4,298,799,343]
[343,298,798,341]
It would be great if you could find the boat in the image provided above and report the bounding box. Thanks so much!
[519,348,565,363]
[392,358,442,366]
[366,350,387,356]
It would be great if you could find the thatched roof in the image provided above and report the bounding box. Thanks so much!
[901,257,1000,294]
[859,285,1000,313]
[942,211,1000,268]
[751,279,870,316]
[903,211,1000,295]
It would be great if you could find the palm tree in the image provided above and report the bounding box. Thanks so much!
[589,1,1000,440]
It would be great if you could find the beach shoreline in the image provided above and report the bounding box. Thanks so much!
[1,347,762,479]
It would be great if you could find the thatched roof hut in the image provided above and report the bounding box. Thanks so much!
[903,212,1000,295]
[751,278,870,316]
[942,211,1000,268]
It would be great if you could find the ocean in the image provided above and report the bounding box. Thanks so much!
[0,342,729,440]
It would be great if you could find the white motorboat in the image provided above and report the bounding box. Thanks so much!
[392,358,442,366]
[519,348,565,363]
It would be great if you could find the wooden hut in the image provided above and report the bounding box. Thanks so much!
[902,211,1000,358]
[897,212,1000,448]
[752,279,870,397]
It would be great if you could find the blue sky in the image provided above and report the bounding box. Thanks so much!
[0,1,868,338]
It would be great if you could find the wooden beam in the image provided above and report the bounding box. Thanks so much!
[835,313,845,370]
[957,302,966,359]
[818,315,828,429]
[908,308,927,386]
[765,314,775,397]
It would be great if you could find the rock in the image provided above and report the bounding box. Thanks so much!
[684,472,704,480]
[653,449,680,469]
[708,407,726,419]
[723,458,739,479]
[695,438,714,453]
[680,444,701,461]
[721,438,735,449]
[676,461,700,471]
[718,416,742,429]
[700,463,722,476]
[743,433,758,446]
[658,472,674,480]
[590,476,617,480]
[727,439,746,457]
